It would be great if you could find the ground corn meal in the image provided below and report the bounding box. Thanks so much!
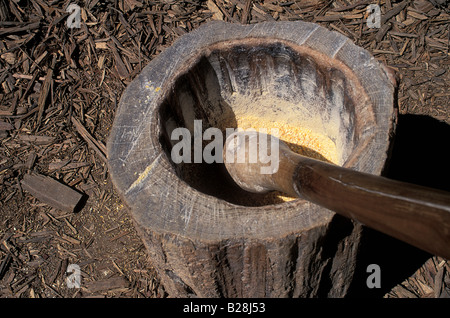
[235,115,338,164]
[233,115,339,202]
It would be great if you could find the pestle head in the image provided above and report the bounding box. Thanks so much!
[223,131,295,195]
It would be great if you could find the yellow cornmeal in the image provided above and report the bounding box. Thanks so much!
[235,115,338,164]
[234,115,339,202]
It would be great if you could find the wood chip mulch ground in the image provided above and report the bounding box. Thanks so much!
[0,0,449,298]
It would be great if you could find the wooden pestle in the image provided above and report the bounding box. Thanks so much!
[223,131,450,259]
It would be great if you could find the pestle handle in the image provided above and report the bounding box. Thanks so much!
[224,131,450,259]
[290,155,450,259]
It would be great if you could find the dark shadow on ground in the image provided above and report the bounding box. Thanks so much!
[346,114,450,297]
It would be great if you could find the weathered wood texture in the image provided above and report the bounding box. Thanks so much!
[21,173,84,213]
[136,215,360,297]
[107,21,396,297]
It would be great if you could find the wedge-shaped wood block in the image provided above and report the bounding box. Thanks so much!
[21,173,84,212]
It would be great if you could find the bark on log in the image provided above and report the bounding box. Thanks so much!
[107,21,396,297]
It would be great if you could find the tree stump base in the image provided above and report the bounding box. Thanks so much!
[107,21,396,297]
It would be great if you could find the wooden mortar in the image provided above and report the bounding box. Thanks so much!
[107,21,397,297]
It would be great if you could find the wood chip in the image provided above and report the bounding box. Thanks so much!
[71,116,107,162]
[375,23,392,42]
[381,1,408,24]
[0,121,13,131]
[18,134,55,145]
[0,21,40,36]
[21,173,84,213]
[25,151,37,170]
[108,41,129,79]
[36,54,56,130]
[240,0,253,24]
[207,0,224,20]
[85,276,129,293]
[407,10,429,20]
[434,265,445,297]
[0,254,12,280]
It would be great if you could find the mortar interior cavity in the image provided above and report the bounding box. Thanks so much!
[159,40,361,206]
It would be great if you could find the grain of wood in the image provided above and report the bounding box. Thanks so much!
[71,116,107,162]
[85,276,129,293]
[21,173,84,212]
[36,54,56,130]
[18,134,55,145]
